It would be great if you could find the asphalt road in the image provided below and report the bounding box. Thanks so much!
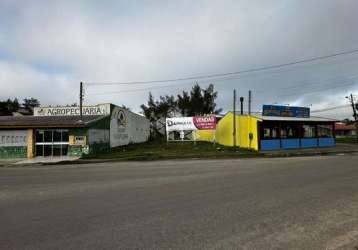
[1,155,358,250]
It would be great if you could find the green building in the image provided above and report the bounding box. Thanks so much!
[0,104,150,159]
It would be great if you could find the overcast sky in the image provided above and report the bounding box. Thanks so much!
[1,0,358,119]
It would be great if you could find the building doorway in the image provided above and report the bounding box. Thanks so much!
[35,129,69,157]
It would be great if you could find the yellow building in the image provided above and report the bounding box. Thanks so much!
[193,112,259,150]
[214,112,259,150]
[196,111,336,151]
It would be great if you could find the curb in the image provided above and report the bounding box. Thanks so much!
[35,150,358,166]
[1,150,358,168]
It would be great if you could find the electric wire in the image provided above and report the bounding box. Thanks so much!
[85,48,358,86]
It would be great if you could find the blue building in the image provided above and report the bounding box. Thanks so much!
[255,105,336,151]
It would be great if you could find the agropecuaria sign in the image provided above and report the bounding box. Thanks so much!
[166,116,216,132]
[34,104,111,116]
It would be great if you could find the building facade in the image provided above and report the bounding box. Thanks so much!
[0,104,150,159]
[335,122,357,137]
[195,105,336,151]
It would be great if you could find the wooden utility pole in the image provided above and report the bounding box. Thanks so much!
[80,82,83,121]
[248,90,252,115]
[233,89,237,147]
[347,94,358,142]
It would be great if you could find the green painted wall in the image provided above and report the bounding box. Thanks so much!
[68,145,85,157]
[0,146,27,159]
[87,116,111,155]
[87,116,110,129]
[89,142,110,155]
[69,128,88,136]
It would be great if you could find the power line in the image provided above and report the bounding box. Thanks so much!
[255,72,358,94]
[275,81,358,99]
[311,104,351,113]
[86,82,194,96]
[85,48,358,86]
[86,73,358,97]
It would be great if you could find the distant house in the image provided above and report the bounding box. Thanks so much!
[12,107,33,116]
[335,122,357,137]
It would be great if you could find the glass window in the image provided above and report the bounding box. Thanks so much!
[62,145,68,156]
[44,145,52,156]
[44,130,52,142]
[61,130,69,142]
[318,125,333,137]
[36,130,44,143]
[272,128,278,138]
[52,145,62,156]
[303,125,316,138]
[263,128,271,138]
[36,145,43,156]
[53,130,62,142]
[35,129,70,156]
[281,125,298,138]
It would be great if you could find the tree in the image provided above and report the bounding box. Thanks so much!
[140,83,222,138]
[0,98,20,115]
[23,98,40,111]
[177,91,191,116]
[6,98,19,113]
[141,92,177,138]
[176,83,222,116]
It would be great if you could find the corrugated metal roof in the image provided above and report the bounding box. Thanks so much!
[335,122,357,130]
[0,115,107,128]
[251,114,337,122]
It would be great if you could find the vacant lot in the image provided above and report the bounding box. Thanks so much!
[1,155,358,249]
[85,141,260,160]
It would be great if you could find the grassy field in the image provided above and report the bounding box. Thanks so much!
[85,141,260,161]
[336,137,358,144]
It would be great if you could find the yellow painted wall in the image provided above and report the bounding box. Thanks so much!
[215,112,260,150]
[215,112,237,146]
[193,129,216,142]
[237,115,259,151]
[26,129,34,158]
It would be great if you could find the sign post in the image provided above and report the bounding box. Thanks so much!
[166,115,217,142]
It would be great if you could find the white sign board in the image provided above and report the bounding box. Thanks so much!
[33,104,111,116]
[0,130,27,147]
[166,116,217,132]
[166,117,197,132]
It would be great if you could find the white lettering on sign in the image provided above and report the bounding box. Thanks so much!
[34,104,111,116]
[166,116,216,132]
[166,117,197,132]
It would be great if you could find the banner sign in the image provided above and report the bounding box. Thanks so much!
[34,104,111,116]
[166,116,216,132]
[193,116,217,129]
[262,105,310,118]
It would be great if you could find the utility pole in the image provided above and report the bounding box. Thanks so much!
[347,94,358,142]
[233,89,237,147]
[248,90,252,115]
[79,82,83,121]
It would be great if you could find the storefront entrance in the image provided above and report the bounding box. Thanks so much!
[35,129,69,157]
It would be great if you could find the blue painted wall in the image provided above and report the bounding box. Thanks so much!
[318,138,335,147]
[260,137,335,150]
[261,139,281,150]
[281,139,300,149]
[301,138,318,148]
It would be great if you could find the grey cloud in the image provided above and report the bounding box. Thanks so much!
[0,0,358,119]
